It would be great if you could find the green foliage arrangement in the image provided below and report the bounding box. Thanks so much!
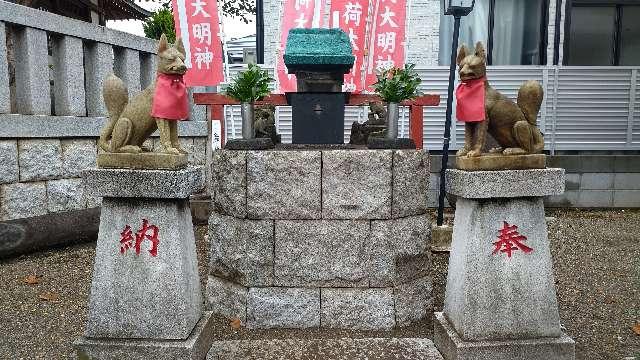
[143,6,176,43]
[144,0,255,24]
[373,64,422,103]
[225,64,274,103]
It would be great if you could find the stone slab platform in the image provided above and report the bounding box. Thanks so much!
[445,168,565,199]
[455,154,545,172]
[433,312,575,360]
[83,166,204,199]
[207,337,444,360]
[97,152,188,170]
[74,311,216,360]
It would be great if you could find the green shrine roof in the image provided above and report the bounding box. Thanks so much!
[284,28,355,69]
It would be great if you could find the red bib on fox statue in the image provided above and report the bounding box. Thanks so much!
[151,73,189,120]
[456,77,486,123]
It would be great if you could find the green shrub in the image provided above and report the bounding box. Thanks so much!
[373,64,422,103]
[224,64,274,103]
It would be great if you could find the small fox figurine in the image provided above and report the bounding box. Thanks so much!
[99,34,189,155]
[455,42,544,157]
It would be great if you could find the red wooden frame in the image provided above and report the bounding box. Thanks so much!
[194,93,440,149]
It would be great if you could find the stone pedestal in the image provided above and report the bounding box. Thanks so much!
[74,167,214,359]
[434,168,575,360]
[207,149,433,331]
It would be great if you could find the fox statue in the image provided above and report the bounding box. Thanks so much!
[455,42,545,157]
[99,34,189,155]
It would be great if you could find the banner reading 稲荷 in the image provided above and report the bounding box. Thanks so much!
[277,0,325,93]
[330,0,369,92]
[365,0,406,89]
[172,0,224,86]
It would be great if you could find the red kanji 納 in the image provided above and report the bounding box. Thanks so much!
[492,221,533,258]
[119,219,160,257]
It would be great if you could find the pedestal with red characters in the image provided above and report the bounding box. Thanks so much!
[74,167,215,360]
[434,168,576,360]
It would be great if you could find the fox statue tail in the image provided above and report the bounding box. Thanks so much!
[99,74,129,151]
[517,80,544,126]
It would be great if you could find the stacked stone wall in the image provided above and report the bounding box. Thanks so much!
[207,149,433,330]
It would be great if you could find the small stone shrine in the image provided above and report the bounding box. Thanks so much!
[284,28,354,144]
[205,148,434,355]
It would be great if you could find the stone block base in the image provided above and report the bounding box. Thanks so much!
[367,137,416,149]
[74,312,216,360]
[433,312,575,360]
[207,337,444,360]
[455,154,546,171]
[97,152,187,170]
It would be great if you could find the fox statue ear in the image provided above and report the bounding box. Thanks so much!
[456,44,468,65]
[174,37,185,55]
[475,41,486,60]
[158,34,169,54]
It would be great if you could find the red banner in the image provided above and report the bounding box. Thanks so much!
[365,0,406,89]
[172,0,224,86]
[277,0,325,93]
[330,0,369,92]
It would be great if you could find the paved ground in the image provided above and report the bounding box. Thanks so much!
[0,209,637,359]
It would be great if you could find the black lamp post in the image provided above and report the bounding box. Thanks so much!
[436,0,475,226]
[256,0,264,64]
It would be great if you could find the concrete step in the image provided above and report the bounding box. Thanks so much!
[207,337,444,360]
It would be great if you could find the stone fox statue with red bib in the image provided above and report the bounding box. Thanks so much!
[99,34,189,155]
[455,42,545,157]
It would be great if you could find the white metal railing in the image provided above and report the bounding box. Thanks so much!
[222,65,640,152]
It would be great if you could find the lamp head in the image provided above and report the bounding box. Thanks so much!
[444,0,475,17]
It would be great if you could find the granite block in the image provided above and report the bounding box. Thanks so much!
[83,167,204,199]
[394,276,433,327]
[18,139,64,182]
[211,150,247,217]
[320,288,395,330]
[0,23,10,114]
[208,213,274,286]
[322,150,393,219]
[434,312,575,360]
[205,276,248,324]
[444,197,562,341]
[13,26,50,115]
[246,287,320,329]
[114,47,141,95]
[84,42,114,117]
[0,140,18,184]
[75,311,215,360]
[392,150,430,218]
[207,337,445,360]
[274,220,370,287]
[192,137,207,166]
[52,35,86,116]
[445,168,565,199]
[85,197,202,339]
[247,150,322,219]
[61,139,97,177]
[47,178,85,213]
[369,215,431,286]
[0,182,48,221]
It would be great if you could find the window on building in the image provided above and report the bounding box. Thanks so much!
[439,0,548,65]
[566,1,640,65]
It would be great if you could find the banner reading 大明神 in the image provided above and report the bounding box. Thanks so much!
[172,0,224,86]
[365,0,406,89]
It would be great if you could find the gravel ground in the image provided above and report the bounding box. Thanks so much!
[0,209,638,359]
